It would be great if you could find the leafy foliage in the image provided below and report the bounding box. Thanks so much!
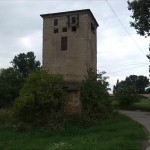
[113,75,145,108]
[115,85,140,108]
[145,88,150,94]
[0,68,24,108]
[113,75,149,94]
[80,68,112,118]
[11,51,41,78]
[127,0,150,37]
[13,70,68,129]
[0,109,12,123]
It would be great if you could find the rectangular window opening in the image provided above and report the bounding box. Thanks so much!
[91,22,96,34]
[54,19,58,26]
[61,37,67,51]
[72,17,76,24]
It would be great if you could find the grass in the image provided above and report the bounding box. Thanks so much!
[111,96,150,111]
[133,98,150,111]
[0,111,147,150]
[0,109,12,123]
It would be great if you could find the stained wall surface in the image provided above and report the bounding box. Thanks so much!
[41,10,98,114]
[41,10,98,82]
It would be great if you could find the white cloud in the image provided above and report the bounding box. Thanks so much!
[20,37,32,48]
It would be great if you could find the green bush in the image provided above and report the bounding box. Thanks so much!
[115,85,140,108]
[80,68,112,118]
[13,70,68,129]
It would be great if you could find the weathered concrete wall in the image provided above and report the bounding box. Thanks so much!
[42,12,97,82]
[41,10,98,114]
[64,91,82,114]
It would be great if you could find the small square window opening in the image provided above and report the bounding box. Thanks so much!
[62,27,67,32]
[72,26,76,32]
[54,28,59,33]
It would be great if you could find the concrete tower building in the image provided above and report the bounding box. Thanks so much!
[41,9,98,82]
[41,9,99,113]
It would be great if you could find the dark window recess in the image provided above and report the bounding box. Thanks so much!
[91,22,96,34]
[72,26,76,32]
[54,19,58,26]
[72,17,76,24]
[77,14,79,27]
[54,28,58,33]
[67,15,70,28]
[61,37,67,51]
[62,27,67,32]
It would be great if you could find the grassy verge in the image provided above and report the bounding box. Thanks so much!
[133,98,150,111]
[0,112,147,150]
[111,97,150,111]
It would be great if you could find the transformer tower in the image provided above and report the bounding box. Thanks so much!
[41,9,99,113]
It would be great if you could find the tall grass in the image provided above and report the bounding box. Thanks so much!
[0,113,147,150]
[133,98,150,111]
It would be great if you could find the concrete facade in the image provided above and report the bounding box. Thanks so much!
[41,9,99,114]
[41,9,98,82]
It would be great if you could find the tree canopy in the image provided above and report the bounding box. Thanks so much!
[127,0,150,37]
[0,52,41,108]
[113,75,149,94]
[0,68,24,108]
[11,51,41,78]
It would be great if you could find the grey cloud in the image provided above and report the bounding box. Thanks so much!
[0,0,149,93]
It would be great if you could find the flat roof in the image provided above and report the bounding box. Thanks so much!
[40,9,99,27]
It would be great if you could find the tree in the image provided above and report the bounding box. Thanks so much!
[11,51,41,78]
[126,75,149,93]
[113,75,149,94]
[0,68,24,108]
[113,79,119,95]
[80,68,112,117]
[127,0,150,37]
[115,85,140,108]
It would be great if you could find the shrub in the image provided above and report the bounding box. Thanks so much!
[13,70,68,129]
[115,85,141,108]
[80,68,112,118]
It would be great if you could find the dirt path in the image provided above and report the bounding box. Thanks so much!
[120,110,150,150]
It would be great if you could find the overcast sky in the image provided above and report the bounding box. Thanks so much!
[0,0,149,92]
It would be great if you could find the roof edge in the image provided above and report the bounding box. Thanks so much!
[40,9,99,27]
